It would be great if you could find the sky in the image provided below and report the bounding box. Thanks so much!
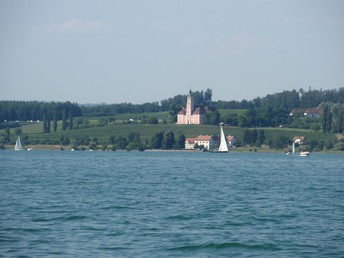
[1,0,343,104]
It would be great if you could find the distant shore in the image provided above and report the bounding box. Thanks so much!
[3,144,343,154]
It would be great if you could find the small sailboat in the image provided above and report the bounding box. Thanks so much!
[292,142,296,154]
[286,142,296,155]
[211,123,229,153]
[300,150,310,156]
[14,136,23,151]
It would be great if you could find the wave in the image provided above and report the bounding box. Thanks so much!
[169,242,280,251]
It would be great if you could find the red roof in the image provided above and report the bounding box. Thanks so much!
[304,108,323,115]
[195,135,212,141]
[185,138,195,144]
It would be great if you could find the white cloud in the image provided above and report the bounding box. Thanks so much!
[32,18,111,35]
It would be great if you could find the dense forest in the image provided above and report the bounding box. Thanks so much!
[1,87,344,132]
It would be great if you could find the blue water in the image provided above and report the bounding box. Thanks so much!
[0,151,343,257]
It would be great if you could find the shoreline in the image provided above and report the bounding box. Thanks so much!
[3,144,344,154]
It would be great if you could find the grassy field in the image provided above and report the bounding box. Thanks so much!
[5,120,338,148]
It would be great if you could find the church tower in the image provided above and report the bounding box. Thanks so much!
[186,90,194,124]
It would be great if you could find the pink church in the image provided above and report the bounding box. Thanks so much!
[177,90,205,125]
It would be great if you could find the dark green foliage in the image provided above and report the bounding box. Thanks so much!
[14,128,22,136]
[0,101,82,122]
[62,109,67,131]
[176,134,186,149]
[53,111,58,132]
[113,136,128,149]
[148,117,158,124]
[162,131,174,149]
[223,113,238,126]
[60,135,70,145]
[69,110,73,130]
[256,129,265,147]
[243,129,265,147]
[42,111,51,133]
[269,135,290,149]
[206,110,220,125]
[151,131,164,149]
[89,137,98,150]
[3,127,10,143]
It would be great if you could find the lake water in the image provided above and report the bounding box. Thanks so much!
[0,150,343,257]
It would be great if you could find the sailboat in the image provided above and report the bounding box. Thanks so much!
[292,142,295,154]
[211,123,229,153]
[14,136,23,151]
[287,142,296,155]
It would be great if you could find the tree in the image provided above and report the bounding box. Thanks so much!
[269,135,290,149]
[151,131,164,149]
[206,110,220,125]
[238,115,249,128]
[162,131,175,149]
[148,117,158,124]
[3,127,10,143]
[115,136,128,149]
[243,129,252,145]
[42,112,47,133]
[47,113,51,133]
[14,128,22,136]
[62,109,67,131]
[326,108,332,133]
[176,134,186,149]
[252,129,258,146]
[53,111,58,132]
[69,110,73,130]
[256,129,265,147]
[204,88,213,104]
[42,111,50,133]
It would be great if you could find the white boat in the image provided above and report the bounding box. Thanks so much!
[211,123,228,153]
[300,150,310,156]
[14,136,23,151]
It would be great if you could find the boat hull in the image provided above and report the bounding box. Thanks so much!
[300,151,310,156]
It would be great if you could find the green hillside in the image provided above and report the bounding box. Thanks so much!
[4,121,339,151]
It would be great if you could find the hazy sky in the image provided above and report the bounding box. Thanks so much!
[1,0,343,104]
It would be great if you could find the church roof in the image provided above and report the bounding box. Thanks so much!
[178,108,186,115]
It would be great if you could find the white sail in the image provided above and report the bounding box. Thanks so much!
[14,136,23,151]
[292,142,295,154]
[218,124,229,152]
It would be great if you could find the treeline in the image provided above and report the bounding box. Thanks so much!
[0,101,82,122]
[35,131,187,151]
[219,88,344,133]
[81,88,214,117]
[1,88,344,131]
[81,88,344,127]
[217,87,344,109]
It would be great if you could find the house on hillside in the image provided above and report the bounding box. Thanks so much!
[290,108,323,119]
[185,135,216,150]
[185,138,196,150]
[304,108,323,119]
[177,90,205,124]
[289,108,304,116]
[293,136,305,144]
[185,134,236,150]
